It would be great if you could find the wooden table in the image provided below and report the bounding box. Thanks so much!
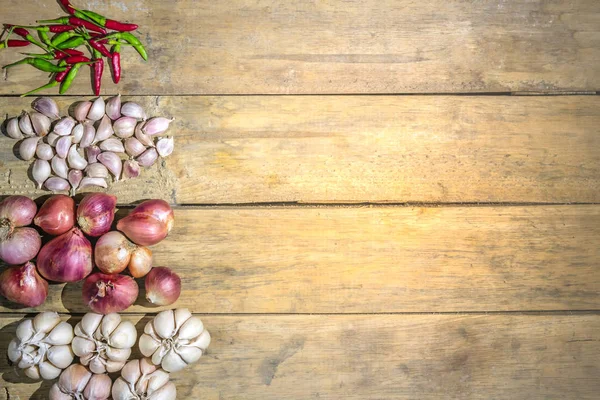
[1,1,599,398]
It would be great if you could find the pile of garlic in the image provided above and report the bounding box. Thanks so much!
[4,96,174,194]
[9,310,210,400]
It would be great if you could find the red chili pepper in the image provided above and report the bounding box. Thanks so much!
[110,48,121,83]
[0,40,30,49]
[48,25,75,33]
[89,39,111,57]
[61,48,85,57]
[60,0,75,14]
[69,17,106,34]
[55,66,72,82]
[12,27,30,38]
[104,20,138,32]
[65,55,91,64]
[93,58,104,96]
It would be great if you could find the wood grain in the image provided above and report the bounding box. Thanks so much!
[1,314,599,399]
[2,96,600,204]
[1,205,598,314]
[1,0,599,95]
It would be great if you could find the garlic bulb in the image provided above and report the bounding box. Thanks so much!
[139,309,210,372]
[50,364,111,400]
[72,312,137,374]
[7,312,74,380]
[112,358,176,400]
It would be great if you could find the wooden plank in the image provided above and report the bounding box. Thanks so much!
[1,314,599,399]
[2,96,600,204]
[1,0,599,95]
[1,205,598,313]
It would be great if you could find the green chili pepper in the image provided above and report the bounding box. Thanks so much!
[59,62,84,94]
[107,32,147,61]
[20,80,59,97]
[51,31,77,45]
[22,52,55,60]
[38,31,51,46]
[3,57,67,73]
[56,36,85,49]
[76,10,106,25]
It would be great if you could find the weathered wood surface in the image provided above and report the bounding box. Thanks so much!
[1,314,599,400]
[1,205,598,314]
[2,96,600,204]
[1,0,599,95]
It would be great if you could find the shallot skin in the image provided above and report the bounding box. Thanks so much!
[77,193,117,237]
[34,195,75,236]
[0,262,48,307]
[37,228,93,282]
[83,273,139,314]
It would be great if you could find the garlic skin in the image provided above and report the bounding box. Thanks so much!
[72,313,137,374]
[139,309,210,372]
[50,364,112,400]
[8,312,74,380]
[112,358,176,400]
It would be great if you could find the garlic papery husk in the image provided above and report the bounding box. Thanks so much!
[19,111,34,136]
[98,152,122,180]
[139,309,210,372]
[94,115,114,143]
[50,364,112,400]
[112,358,176,400]
[156,137,174,158]
[8,312,74,380]
[53,117,76,136]
[52,155,69,179]
[113,117,137,138]
[105,94,121,120]
[72,313,137,374]
[32,97,60,120]
[31,112,51,137]
[32,159,51,189]
[121,102,147,120]
[19,137,39,161]
[6,117,23,139]
[68,145,88,170]
[99,138,125,153]
[87,97,105,121]
[143,117,174,136]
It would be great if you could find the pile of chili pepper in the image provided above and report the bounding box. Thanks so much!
[0,0,146,96]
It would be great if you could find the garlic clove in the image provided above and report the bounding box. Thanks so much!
[139,334,160,357]
[19,137,39,161]
[147,381,176,400]
[19,111,34,136]
[18,352,36,369]
[120,359,141,384]
[81,312,104,336]
[36,142,55,160]
[46,132,60,146]
[161,351,187,372]
[73,101,92,122]
[109,321,137,349]
[80,177,108,189]
[178,345,203,364]
[50,384,72,400]
[100,137,125,153]
[106,346,132,362]
[47,344,74,369]
[71,337,96,357]
[123,137,146,158]
[83,373,112,400]
[87,97,105,121]
[31,111,51,137]
[112,377,135,400]
[68,169,83,193]
[146,369,171,391]
[173,308,193,330]
[53,116,76,136]
[151,348,166,366]
[121,102,147,120]
[105,359,127,373]
[44,321,74,345]
[98,151,122,180]
[79,122,95,148]
[24,366,41,380]
[122,159,141,180]
[55,136,72,158]
[72,123,84,143]
[52,156,69,179]
[45,177,70,192]
[32,159,51,189]
[68,145,88,170]
[33,311,61,333]
[178,317,204,340]
[136,148,158,168]
[7,339,21,362]
[113,116,137,138]
[140,358,157,375]
[86,145,102,164]
[85,162,110,178]
[156,137,174,157]
[190,329,212,350]
[95,115,114,143]
[16,319,34,342]
[32,97,60,120]
[143,117,174,136]
[59,364,92,394]
[100,313,122,338]
[135,121,154,146]
[106,94,122,120]
[89,357,108,374]
[153,310,176,339]
[6,117,24,139]
[40,360,63,380]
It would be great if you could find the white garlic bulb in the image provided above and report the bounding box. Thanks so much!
[49,364,111,400]
[139,308,210,372]
[7,312,74,380]
[71,312,137,374]
[112,358,176,400]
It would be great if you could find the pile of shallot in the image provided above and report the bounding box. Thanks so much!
[9,309,210,400]
[0,193,181,311]
[3,96,174,194]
